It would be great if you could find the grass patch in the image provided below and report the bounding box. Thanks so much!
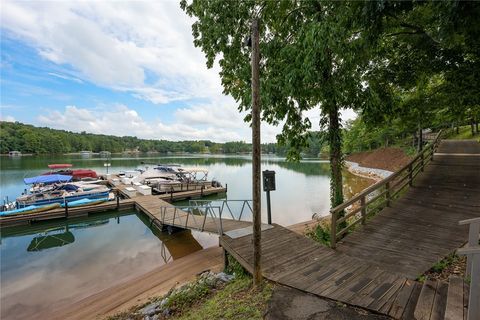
[305,220,331,246]
[105,256,273,320]
[224,253,249,278]
[446,125,479,140]
[175,277,273,320]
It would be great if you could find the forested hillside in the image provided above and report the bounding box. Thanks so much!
[0,121,329,156]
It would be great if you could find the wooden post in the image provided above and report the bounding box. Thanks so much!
[408,163,413,187]
[170,188,173,202]
[386,181,391,207]
[223,248,230,271]
[459,218,480,276]
[469,253,480,320]
[251,17,262,286]
[420,152,424,172]
[116,190,120,210]
[361,196,366,224]
[457,246,480,320]
[330,211,337,249]
[65,201,69,218]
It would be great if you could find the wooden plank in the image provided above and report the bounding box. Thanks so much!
[388,279,416,318]
[414,279,438,320]
[431,281,448,320]
[445,276,465,320]
[401,281,423,320]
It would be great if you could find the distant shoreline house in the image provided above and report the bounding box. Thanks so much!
[8,151,22,157]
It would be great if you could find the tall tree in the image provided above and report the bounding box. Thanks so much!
[181,1,371,225]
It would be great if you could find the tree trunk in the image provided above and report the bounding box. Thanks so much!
[471,118,475,135]
[456,125,459,134]
[476,120,479,134]
[328,106,345,230]
[250,18,262,287]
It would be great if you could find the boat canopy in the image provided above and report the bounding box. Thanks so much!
[24,174,73,184]
[48,164,73,169]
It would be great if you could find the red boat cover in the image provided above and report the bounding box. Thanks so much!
[72,169,98,179]
[48,164,73,169]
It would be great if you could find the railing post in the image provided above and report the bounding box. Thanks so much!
[361,196,366,224]
[116,190,120,210]
[170,187,173,202]
[185,208,189,228]
[408,163,413,187]
[330,211,337,249]
[459,218,480,276]
[386,182,391,207]
[458,246,480,320]
[201,209,207,232]
[65,201,69,218]
[420,152,424,172]
[468,253,480,320]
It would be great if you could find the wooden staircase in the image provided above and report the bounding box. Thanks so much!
[389,276,469,319]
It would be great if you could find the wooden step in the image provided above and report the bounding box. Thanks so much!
[414,279,438,320]
[445,276,465,320]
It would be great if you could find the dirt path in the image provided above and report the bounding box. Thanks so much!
[40,247,223,320]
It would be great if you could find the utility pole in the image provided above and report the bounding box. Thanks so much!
[251,17,262,286]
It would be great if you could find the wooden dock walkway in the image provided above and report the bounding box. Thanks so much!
[220,140,479,319]
[135,196,252,234]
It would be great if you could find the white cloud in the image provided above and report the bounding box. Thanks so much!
[2,1,357,143]
[1,115,16,122]
[1,1,223,103]
[48,73,83,83]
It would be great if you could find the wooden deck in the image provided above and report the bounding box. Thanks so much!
[220,140,479,319]
[135,196,252,234]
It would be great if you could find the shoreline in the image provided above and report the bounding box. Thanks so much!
[41,219,329,320]
[344,160,393,182]
[38,247,224,320]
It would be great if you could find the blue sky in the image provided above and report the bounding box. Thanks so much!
[0,1,354,142]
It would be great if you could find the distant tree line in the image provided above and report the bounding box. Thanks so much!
[0,121,330,157]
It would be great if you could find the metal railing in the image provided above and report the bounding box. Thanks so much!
[458,217,480,320]
[156,199,252,235]
[190,199,253,221]
[330,131,443,248]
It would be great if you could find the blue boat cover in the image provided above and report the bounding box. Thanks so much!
[24,174,73,184]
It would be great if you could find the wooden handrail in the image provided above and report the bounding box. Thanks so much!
[330,130,442,248]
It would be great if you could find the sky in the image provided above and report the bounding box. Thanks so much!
[0,1,356,143]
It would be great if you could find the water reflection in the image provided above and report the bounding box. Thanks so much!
[0,211,217,320]
[1,155,374,227]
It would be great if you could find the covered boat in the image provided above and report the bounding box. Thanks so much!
[0,203,61,216]
[24,174,72,185]
[43,164,98,180]
[16,181,110,208]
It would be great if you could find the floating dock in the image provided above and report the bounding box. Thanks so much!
[0,179,227,228]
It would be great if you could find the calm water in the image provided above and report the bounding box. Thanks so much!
[0,154,373,319]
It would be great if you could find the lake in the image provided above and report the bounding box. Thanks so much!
[0,154,373,319]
